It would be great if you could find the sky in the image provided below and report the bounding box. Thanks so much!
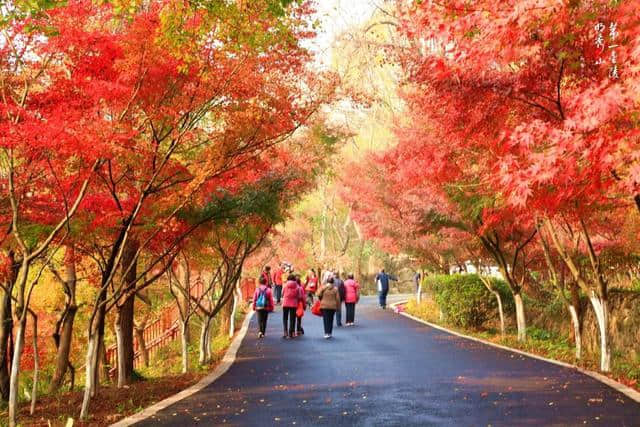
[307,0,380,66]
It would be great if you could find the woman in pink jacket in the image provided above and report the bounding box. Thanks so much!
[252,276,275,338]
[282,274,304,339]
[343,274,360,326]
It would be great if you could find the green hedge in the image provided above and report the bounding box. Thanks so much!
[425,274,514,329]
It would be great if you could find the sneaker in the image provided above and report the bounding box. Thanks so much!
[258,332,264,338]
[324,334,330,339]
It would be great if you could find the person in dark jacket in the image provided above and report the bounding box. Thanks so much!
[333,272,346,326]
[375,269,397,309]
[252,276,275,338]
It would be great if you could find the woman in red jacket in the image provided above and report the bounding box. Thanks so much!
[252,276,275,338]
[304,268,319,307]
[281,275,304,339]
[343,274,360,326]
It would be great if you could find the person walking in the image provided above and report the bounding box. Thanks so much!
[333,272,346,327]
[272,263,284,305]
[304,269,318,307]
[252,276,274,338]
[343,274,360,326]
[321,268,334,285]
[375,268,397,309]
[282,274,304,339]
[261,266,274,289]
[413,271,422,294]
[294,275,305,336]
[317,277,341,339]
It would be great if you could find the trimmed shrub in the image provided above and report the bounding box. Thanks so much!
[429,274,513,329]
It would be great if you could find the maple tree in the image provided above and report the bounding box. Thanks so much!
[341,0,640,373]
[394,0,640,372]
[0,0,335,423]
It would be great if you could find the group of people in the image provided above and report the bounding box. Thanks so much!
[252,264,361,339]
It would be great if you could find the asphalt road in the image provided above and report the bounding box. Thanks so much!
[137,296,640,426]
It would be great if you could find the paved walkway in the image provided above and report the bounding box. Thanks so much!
[137,296,640,426]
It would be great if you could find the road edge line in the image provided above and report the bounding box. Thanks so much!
[390,300,640,404]
[111,309,255,426]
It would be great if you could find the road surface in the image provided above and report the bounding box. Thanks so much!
[137,296,640,426]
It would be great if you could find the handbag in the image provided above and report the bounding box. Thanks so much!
[296,300,305,317]
[311,300,322,316]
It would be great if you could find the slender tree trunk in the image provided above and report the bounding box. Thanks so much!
[8,261,29,427]
[8,315,26,427]
[198,317,213,365]
[514,293,527,342]
[492,290,505,337]
[180,319,190,374]
[0,285,13,401]
[568,305,582,360]
[477,273,505,337]
[50,305,77,392]
[1,253,17,403]
[589,294,611,372]
[218,295,233,338]
[229,284,239,339]
[80,328,100,419]
[51,247,78,392]
[29,313,38,415]
[134,323,149,368]
[116,240,138,387]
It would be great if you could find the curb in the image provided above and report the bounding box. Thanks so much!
[390,300,640,404]
[111,310,255,426]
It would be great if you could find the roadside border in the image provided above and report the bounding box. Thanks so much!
[390,300,640,404]
[111,310,255,426]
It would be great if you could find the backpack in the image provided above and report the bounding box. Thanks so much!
[255,288,267,310]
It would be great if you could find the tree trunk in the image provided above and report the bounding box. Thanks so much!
[134,324,149,368]
[229,284,239,339]
[514,293,527,342]
[568,304,582,360]
[218,293,233,338]
[0,252,17,402]
[116,240,138,387]
[0,285,13,401]
[80,329,100,419]
[198,317,213,365]
[50,247,78,393]
[8,315,26,427]
[8,260,29,427]
[29,313,38,415]
[589,294,611,372]
[50,304,77,392]
[492,290,505,337]
[180,319,190,374]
